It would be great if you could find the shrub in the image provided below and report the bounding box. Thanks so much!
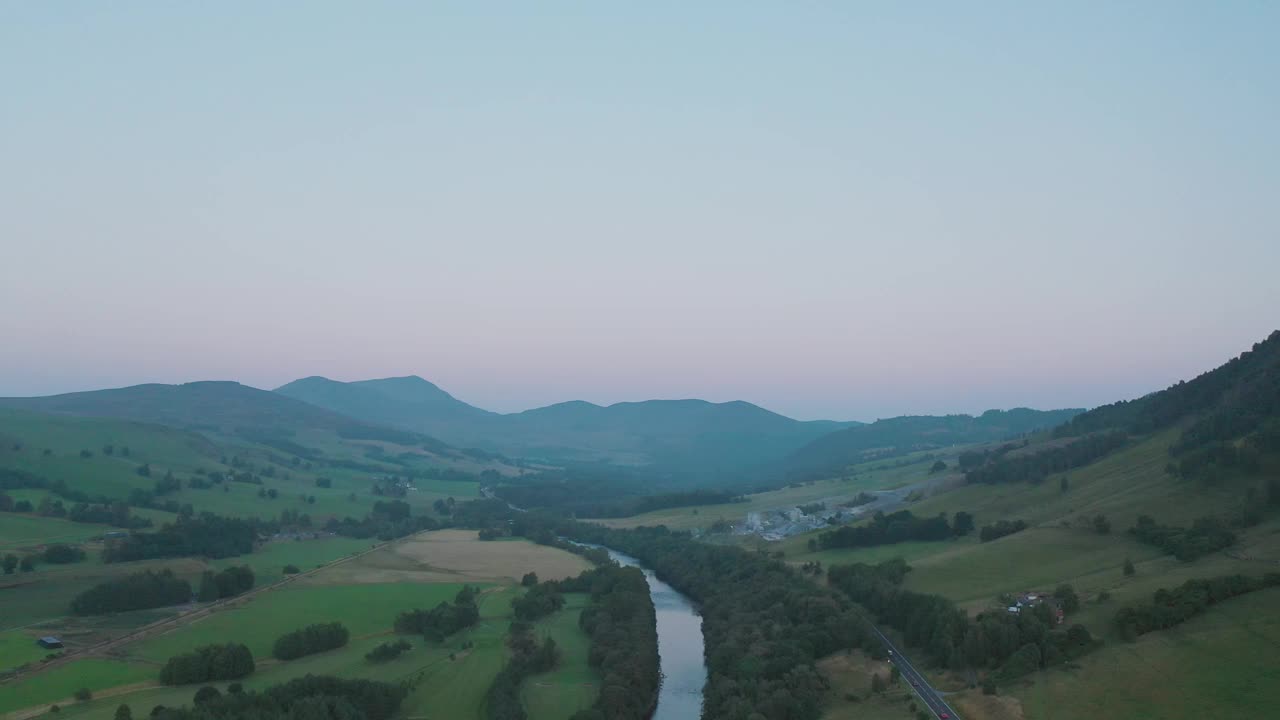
[43,544,86,564]
[73,689,92,702]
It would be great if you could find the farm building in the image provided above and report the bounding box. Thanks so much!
[37,636,63,649]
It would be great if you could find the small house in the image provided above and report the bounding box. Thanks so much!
[38,636,63,649]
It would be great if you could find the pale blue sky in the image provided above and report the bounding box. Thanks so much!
[2,2,1277,420]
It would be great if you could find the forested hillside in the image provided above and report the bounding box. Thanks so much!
[1055,330,1280,482]
[780,407,1084,481]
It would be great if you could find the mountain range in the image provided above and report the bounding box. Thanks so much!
[275,375,860,471]
[0,374,1087,485]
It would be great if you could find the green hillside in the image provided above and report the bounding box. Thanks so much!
[776,332,1280,720]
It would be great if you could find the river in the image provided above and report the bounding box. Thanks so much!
[592,546,708,719]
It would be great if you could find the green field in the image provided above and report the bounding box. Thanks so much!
[0,575,606,720]
[0,407,484,526]
[0,630,55,673]
[1013,587,1280,720]
[0,557,205,630]
[0,514,106,549]
[133,582,476,661]
[521,593,598,719]
[0,659,151,714]
[209,537,373,582]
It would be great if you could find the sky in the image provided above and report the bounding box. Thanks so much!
[1,2,1277,421]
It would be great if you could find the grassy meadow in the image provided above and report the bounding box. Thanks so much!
[0,527,602,720]
[521,593,599,720]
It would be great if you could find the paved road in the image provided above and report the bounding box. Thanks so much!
[873,626,961,719]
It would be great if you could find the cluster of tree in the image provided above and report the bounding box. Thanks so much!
[512,582,566,622]
[965,432,1128,485]
[543,489,746,519]
[159,644,255,685]
[0,484,152,529]
[814,510,966,550]
[485,621,561,720]
[828,560,1095,680]
[393,586,480,641]
[0,492,32,513]
[2,553,35,573]
[979,519,1029,542]
[183,675,404,720]
[486,465,712,518]
[42,543,86,564]
[152,471,182,496]
[365,639,412,663]
[66,502,153,528]
[272,622,350,660]
[325,500,442,541]
[1128,514,1237,561]
[103,513,261,562]
[71,569,192,615]
[841,492,877,508]
[146,675,406,720]
[196,566,255,601]
[1114,573,1280,639]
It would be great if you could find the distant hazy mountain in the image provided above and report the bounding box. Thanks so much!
[781,407,1085,479]
[0,381,359,431]
[0,380,457,453]
[277,375,494,427]
[274,375,859,470]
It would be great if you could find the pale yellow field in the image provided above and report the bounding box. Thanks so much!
[303,529,593,585]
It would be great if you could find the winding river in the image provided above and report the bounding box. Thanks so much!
[592,546,708,719]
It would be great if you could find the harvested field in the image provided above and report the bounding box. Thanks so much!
[305,530,593,585]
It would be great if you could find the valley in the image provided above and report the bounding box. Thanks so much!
[1,332,1277,720]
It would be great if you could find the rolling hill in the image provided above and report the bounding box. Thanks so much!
[779,407,1085,480]
[0,381,518,476]
[276,375,860,471]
